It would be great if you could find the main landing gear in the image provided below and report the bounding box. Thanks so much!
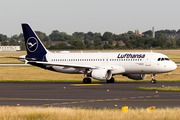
[151,74,157,84]
[106,77,115,83]
[83,78,91,83]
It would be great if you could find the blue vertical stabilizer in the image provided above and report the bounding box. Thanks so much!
[22,23,47,55]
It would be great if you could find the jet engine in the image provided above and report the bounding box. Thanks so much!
[123,74,146,80]
[91,69,112,80]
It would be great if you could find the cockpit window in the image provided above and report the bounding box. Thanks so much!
[157,58,170,61]
[165,58,170,61]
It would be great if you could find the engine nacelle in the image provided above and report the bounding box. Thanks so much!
[123,74,146,80]
[91,69,112,80]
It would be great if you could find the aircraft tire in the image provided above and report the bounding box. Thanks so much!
[83,78,91,83]
[83,78,88,83]
[151,79,157,84]
[106,77,115,83]
[88,78,91,83]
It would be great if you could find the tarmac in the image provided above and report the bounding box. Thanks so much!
[0,81,180,108]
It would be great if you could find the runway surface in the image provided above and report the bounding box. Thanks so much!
[0,81,180,108]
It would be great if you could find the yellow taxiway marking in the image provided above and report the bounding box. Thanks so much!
[88,100,95,102]
[105,99,112,101]
[113,98,120,100]
[118,99,180,101]
[70,84,102,86]
[130,97,136,99]
[58,98,180,105]
[138,96,144,98]
[146,96,152,98]
[0,97,86,101]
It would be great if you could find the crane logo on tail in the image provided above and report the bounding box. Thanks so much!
[26,37,38,52]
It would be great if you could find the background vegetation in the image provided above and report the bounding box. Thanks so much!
[1,29,180,50]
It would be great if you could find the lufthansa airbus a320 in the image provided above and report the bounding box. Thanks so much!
[17,23,177,84]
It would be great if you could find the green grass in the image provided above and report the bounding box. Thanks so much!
[136,86,180,91]
[0,65,180,82]
[0,79,83,82]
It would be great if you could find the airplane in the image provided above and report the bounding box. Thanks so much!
[17,23,177,84]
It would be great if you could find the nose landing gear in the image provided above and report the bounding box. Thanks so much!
[150,74,156,84]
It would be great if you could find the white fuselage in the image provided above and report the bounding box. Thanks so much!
[45,51,177,75]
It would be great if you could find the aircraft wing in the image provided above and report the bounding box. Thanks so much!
[28,61,97,69]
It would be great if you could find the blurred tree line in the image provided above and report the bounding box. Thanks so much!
[1,29,180,50]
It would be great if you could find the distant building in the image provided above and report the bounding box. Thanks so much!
[0,46,21,51]
[119,41,126,46]
[102,41,109,45]
[165,34,180,39]
[113,41,126,46]
[135,29,139,36]
[135,29,144,37]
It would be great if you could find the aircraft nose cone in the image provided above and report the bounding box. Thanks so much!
[171,62,177,71]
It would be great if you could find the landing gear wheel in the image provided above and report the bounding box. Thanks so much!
[83,78,91,83]
[151,79,157,84]
[87,78,91,83]
[106,77,115,83]
[150,74,156,84]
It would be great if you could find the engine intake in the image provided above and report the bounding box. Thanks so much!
[91,68,112,80]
